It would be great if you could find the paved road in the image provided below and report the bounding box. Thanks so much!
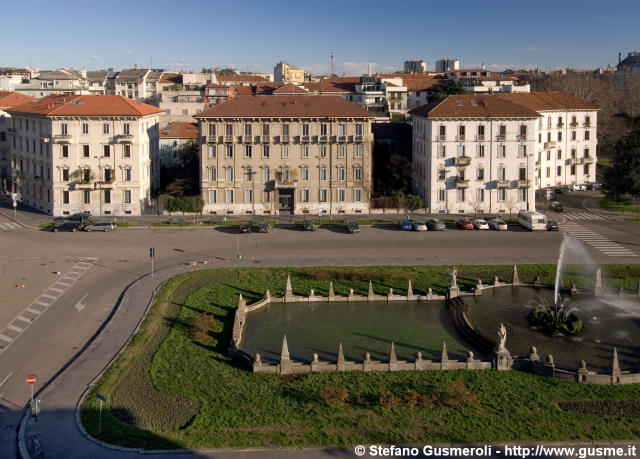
[0,197,638,458]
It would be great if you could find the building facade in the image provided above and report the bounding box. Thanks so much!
[435,58,460,73]
[195,95,374,215]
[404,60,428,73]
[0,91,36,192]
[155,122,199,191]
[7,95,162,216]
[274,62,305,84]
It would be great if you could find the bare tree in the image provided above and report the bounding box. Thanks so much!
[504,194,517,221]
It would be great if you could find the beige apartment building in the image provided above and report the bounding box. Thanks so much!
[7,94,162,216]
[195,95,374,215]
[1,91,36,192]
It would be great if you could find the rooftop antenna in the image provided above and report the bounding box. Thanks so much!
[330,52,334,76]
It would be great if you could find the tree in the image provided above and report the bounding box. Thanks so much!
[435,80,467,99]
[404,194,424,216]
[504,194,518,221]
[191,312,215,341]
[603,129,640,202]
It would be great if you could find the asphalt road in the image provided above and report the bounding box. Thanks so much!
[0,191,639,458]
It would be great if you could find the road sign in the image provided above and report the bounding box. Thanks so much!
[13,201,17,207]
[150,247,155,258]
[26,375,37,385]
[11,193,17,200]
[95,393,107,402]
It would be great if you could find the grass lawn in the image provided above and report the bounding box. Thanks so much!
[81,265,640,450]
[601,198,640,214]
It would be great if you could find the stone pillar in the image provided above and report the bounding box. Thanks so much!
[308,289,315,301]
[427,288,433,300]
[253,353,262,372]
[533,275,541,286]
[368,280,374,300]
[448,267,459,299]
[541,354,555,377]
[363,352,372,372]
[594,268,603,297]
[415,351,424,370]
[610,347,621,385]
[570,282,578,296]
[528,346,539,362]
[577,360,588,383]
[512,265,520,285]
[279,335,292,374]
[328,281,335,301]
[337,342,345,371]
[284,274,293,302]
[264,289,271,300]
[618,286,624,297]
[407,280,414,299]
[494,349,513,371]
[348,288,355,302]
[493,275,500,286]
[310,353,320,372]
[466,351,475,369]
[475,279,483,295]
[389,342,397,371]
[440,341,448,369]
[387,288,394,301]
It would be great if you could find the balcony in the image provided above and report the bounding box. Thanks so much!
[205,136,216,144]
[584,121,592,127]
[455,177,470,188]
[476,135,485,141]
[53,134,72,143]
[40,134,50,143]
[241,135,252,144]
[274,170,298,187]
[583,156,594,164]
[435,135,446,142]
[337,135,347,143]
[543,141,556,149]
[568,157,579,165]
[456,135,465,142]
[570,122,579,127]
[354,135,364,142]
[454,156,471,166]
[217,135,225,143]
[557,122,565,128]
[497,180,510,188]
[225,135,233,143]
[117,134,133,143]
[496,135,506,142]
[301,135,310,143]
[517,134,527,142]
[319,135,328,143]
[262,135,270,143]
[281,135,290,143]
[517,179,530,188]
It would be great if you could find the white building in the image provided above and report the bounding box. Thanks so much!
[0,91,36,192]
[404,60,428,73]
[7,95,162,216]
[410,92,598,215]
[447,69,530,94]
[435,58,460,73]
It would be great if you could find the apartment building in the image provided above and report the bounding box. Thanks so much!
[410,92,598,214]
[404,60,428,73]
[7,94,162,216]
[0,91,36,192]
[114,68,164,103]
[195,95,374,215]
[435,58,460,73]
[410,95,539,215]
[447,68,530,94]
[274,62,305,84]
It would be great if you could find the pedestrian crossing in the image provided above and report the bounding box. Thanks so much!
[0,222,21,231]
[561,211,606,220]
[561,223,638,257]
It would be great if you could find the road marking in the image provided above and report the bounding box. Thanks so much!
[33,300,50,307]
[74,292,89,312]
[61,276,76,281]
[561,223,638,257]
[41,294,57,300]
[0,372,13,388]
[7,325,22,333]
[0,223,11,230]
[0,334,12,343]
[563,211,606,220]
[26,308,42,315]
[55,282,71,287]
[49,287,64,293]
[16,316,31,323]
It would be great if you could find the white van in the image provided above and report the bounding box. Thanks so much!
[518,210,547,231]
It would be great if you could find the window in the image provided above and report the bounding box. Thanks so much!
[477,188,485,202]
[104,169,112,182]
[457,188,466,202]
[103,123,109,134]
[354,168,362,180]
[83,190,90,204]
[301,167,309,180]
[477,125,485,138]
[209,168,216,181]
[337,167,345,181]
[123,123,130,135]
[584,148,590,157]
[208,190,217,203]
[244,123,252,137]
[356,124,363,136]
[439,145,446,158]
[124,144,131,158]
[124,189,131,204]
[584,130,590,140]
[338,189,345,202]
[338,145,345,158]
[477,168,484,180]
[282,145,289,158]
[355,144,362,158]
[558,131,562,141]
[226,145,233,158]
[518,144,526,157]
[104,189,111,204]
[439,125,446,139]
[519,167,526,180]
[584,164,590,175]
[225,124,233,136]
[438,189,445,202]
[302,145,309,158]
[82,123,89,134]
[457,145,465,156]
[478,144,485,158]
[245,168,254,181]
[245,189,253,203]
[302,124,309,136]
[262,123,270,136]
[557,150,562,160]
[545,166,550,178]
[571,131,576,141]
[282,124,290,136]
[262,168,269,182]
[226,190,234,203]
[62,169,69,181]
[209,124,216,136]
[62,145,69,158]
[319,189,327,202]
[338,124,345,136]
[570,165,576,175]
[499,167,506,180]
[499,145,506,157]
[262,145,270,158]
[302,189,310,202]
[208,145,216,158]
[61,123,68,135]
[104,145,110,157]
[321,145,327,158]
[520,188,526,201]
[438,169,446,181]
[355,189,362,202]
[281,168,290,181]
[458,125,465,139]
[499,125,506,139]
[571,148,576,158]
[124,168,131,181]
[62,190,69,204]
[320,124,327,136]
[83,145,90,157]
[245,145,252,158]
[226,167,233,181]
[585,116,591,126]
[520,125,527,137]
[557,166,562,176]
[319,167,327,180]
[499,188,506,201]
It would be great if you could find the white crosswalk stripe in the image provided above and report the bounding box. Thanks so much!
[562,211,607,220]
[561,223,638,257]
[0,222,21,231]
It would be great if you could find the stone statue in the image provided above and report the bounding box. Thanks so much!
[312,353,319,364]
[449,267,458,288]
[498,323,507,351]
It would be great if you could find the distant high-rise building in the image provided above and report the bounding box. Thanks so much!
[404,60,427,73]
[274,62,305,84]
[617,51,640,74]
[435,58,460,73]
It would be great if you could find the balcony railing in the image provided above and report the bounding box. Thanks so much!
[517,134,527,142]
[262,135,270,143]
[275,170,298,185]
[225,135,233,143]
[544,141,556,149]
[319,135,328,143]
[457,135,465,142]
[557,122,565,128]
[455,177,470,188]
[281,135,290,143]
[53,134,72,142]
[354,135,364,142]
[337,135,347,143]
[583,156,594,164]
[497,180,510,188]
[454,156,471,166]
[496,135,506,142]
[584,121,592,127]
[241,135,252,143]
[517,179,530,188]
[476,135,485,141]
[435,135,446,142]
[117,134,133,143]
[301,135,310,143]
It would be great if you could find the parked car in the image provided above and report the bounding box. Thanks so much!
[412,220,427,231]
[251,220,269,233]
[472,219,489,230]
[239,222,251,233]
[426,219,446,231]
[68,211,93,222]
[456,218,474,230]
[52,221,84,232]
[587,182,602,190]
[487,218,508,231]
[346,221,360,234]
[400,219,413,231]
[554,186,571,194]
[550,201,564,212]
[547,220,559,232]
[84,221,116,232]
[303,220,315,231]
[572,184,587,191]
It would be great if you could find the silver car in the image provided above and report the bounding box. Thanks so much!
[412,220,427,231]
[84,221,116,232]
[472,219,489,230]
[487,218,508,231]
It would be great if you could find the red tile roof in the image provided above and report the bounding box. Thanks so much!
[0,91,36,109]
[402,76,447,91]
[272,83,308,94]
[409,94,541,118]
[160,122,199,139]
[159,73,181,84]
[217,75,270,84]
[496,92,599,111]
[196,95,373,119]
[7,94,164,117]
[303,77,359,93]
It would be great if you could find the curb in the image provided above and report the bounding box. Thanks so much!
[0,209,36,229]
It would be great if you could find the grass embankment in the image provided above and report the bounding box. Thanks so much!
[601,198,640,214]
[81,265,640,449]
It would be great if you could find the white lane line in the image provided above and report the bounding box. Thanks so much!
[0,223,11,230]
[0,334,12,343]
[69,271,84,275]
[7,325,22,333]
[16,316,31,323]
[49,287,64,293]
[0,372,12,388]
[76,262,92,267]
[41,294,57,300]
[26,308,42,314]
[61,276,76,281]
[55,282,71,287]
[33,300,50,307]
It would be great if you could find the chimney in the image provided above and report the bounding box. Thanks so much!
[619,52,622,64]
[81,66,87,78]
[481,62,486,70]
[133,64,137,69]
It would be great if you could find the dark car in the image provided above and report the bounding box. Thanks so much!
[587,182,602,190]
[346,221,360,233]
[251,220,269,233]
[52,221,84,232]
[547,220,559,232]
[550,201,563,212]
[68,211,93,222]
[239,222,251,233]
[400,219,413,231]
[456,218,474,230]
[426,219,446,231]
[303,220,315,231]
[554,186,571,194]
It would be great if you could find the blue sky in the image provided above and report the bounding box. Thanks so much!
[3,0,639,74]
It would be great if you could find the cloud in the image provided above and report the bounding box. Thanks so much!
[516,46,550,52]
[122,50,133,55]
[340,62,397,75]
[91,55,102,60]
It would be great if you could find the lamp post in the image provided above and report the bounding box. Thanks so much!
[246,169,257,216]
[93,156,102,221]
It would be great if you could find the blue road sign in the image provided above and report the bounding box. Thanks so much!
[95,393,107,402]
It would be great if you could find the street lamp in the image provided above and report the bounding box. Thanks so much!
[93,156,102,221]
[246,169,257,216]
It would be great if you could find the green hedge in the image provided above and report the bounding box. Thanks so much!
[559,400,640,418]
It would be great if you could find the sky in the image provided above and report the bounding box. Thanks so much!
[3,0,639,75]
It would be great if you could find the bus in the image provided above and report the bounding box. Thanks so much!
[518,210,547,231]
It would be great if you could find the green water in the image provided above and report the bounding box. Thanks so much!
[240,300,473,363]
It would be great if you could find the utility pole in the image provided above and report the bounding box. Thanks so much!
[150,247,155,277]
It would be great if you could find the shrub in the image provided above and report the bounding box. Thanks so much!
[191,312,215,341]
[319,385,349,407]
[559,400,640,418]
[440,380,479,408]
